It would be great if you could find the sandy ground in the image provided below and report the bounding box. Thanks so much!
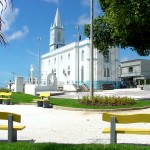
[0,104,150,145]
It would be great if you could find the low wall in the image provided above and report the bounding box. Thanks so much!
[25,84,57,95]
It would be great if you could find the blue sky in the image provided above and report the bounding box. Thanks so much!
[0,0,150,87]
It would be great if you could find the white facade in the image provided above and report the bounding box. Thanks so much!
[41,8,120,90]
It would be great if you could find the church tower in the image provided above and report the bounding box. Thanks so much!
[49,8,65,51]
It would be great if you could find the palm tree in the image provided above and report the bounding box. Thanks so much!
[0,0,10,46]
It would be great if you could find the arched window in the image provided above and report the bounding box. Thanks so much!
[48,59,50,65]
[81,66,84,83]
[68,66,70,75]
[58,32,61,42]
[104,68,107,77]
[68,53,70,60]
[103,51,110,62]
[107,68,110,77]
[54,57,56,64]
[60,55,63,62]
[81,50,84,61]
[104,67,110,77]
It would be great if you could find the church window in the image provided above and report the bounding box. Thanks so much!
[107,68,110,77]
[68,66,70,75]
[104,67,110,77]
[48,59,50,65]
[104,68,107,77]
[60,55,63,62]
[81,66,84,83]
[103,51,110,62]
[81,50,84,61]
[68,53,70,60]
[54,57,56,64]
[58,32,61,42]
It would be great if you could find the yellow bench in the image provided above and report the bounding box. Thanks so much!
[33,92,51,108]
[0,92,12,105]
[0,111,26,142]
[102,113,150,144]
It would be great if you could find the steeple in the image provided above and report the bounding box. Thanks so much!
[53,8,63,28]
[49,8,65,52]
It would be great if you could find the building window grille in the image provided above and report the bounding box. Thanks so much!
[129,67,133,73]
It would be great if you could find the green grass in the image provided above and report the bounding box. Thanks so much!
[11,92,150,109]
[0,142,149,150]
[12,92,39,104]
[50,98,150,109]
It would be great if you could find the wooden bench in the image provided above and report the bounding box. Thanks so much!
[0,92,12,105]
[0,111,26,142]
[102,113,150,144]
[33,92,51,108]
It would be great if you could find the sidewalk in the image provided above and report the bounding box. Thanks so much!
[0,104,149,144]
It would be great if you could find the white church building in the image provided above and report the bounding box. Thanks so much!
[41,8,120,90]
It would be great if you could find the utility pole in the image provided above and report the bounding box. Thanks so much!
[90,0,94,100]
[37,36,42,86]
[75,26,80,90]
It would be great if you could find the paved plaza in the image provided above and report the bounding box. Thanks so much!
[0,88,149,144]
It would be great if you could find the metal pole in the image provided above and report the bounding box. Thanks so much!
[90,0,94,100]
[37,37,41,86]
[75,26,80,90]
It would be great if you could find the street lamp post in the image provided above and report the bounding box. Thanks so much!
[90,0,94,100]
[75,26,80,90]
[37,36,42,86]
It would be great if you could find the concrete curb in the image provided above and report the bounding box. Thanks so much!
[12,103,150,112]
[53,105,150,112]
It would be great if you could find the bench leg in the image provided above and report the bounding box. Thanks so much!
[43,101,49,108]
[110,116,117,144]
[8,115,17,142]
[0,99,3,104]
[8,130,17,142]
[37,101,43,107]
[5,99,11,105]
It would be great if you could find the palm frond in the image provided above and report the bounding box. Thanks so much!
[0,31,8,46]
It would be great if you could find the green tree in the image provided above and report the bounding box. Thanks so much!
[84,0,150,56]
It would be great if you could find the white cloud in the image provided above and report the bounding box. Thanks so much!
[1,0,19,32]
[43,0,59,4]
[76,14,90,26]
[6,26,29,41]
[27,49,38,58]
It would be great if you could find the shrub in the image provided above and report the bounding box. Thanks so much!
[0,88,10,92]
[79,95,136,106]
